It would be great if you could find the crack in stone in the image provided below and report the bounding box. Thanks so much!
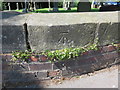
[23,23,31,51]
[94,23,100,45]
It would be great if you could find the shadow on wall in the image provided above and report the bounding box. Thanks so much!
[1,11,25,19]
[2,55,44,89]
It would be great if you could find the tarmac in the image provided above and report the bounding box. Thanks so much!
[44,65,119,88]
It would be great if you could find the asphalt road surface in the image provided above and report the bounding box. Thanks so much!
[45,65,119,88]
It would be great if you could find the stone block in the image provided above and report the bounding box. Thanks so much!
[63,64,94,76]
[2,25,27,53]
[2,71,28,81]
[29,62,52,71]
[48,70,61,77]
[27,23,97,52]
[36,71,48,79]
[53,58,77,70]
[100,45,117,53]
[12,63,29,71]
[98,23,120,46]
[3,62,29,72]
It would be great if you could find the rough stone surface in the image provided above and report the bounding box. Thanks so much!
[3,71,35,81]
[98,23,120,45]
[36,72,48,79]
[28,24,97,52]
[26,12,119,52]
[2,63,29,71]
[1,11,29,53]
[29,63,52,71]
[1,11,120,53]
[2,25,27,53]
[2,11,29,25]
[26,12,118,25]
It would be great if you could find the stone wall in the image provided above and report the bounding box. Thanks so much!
[2,45,120,88]
[1,11,120,53]
[2,25,27,53]
[1,11,120,88]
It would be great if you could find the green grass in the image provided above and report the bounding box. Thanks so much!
[91,8,99,12]
[4,9,24,13]
[34,7,99,13]
[12,7,99,13]
[14,9,23,12]
[34,7,77,13]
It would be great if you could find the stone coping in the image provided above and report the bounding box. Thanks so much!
[1,11,119,26]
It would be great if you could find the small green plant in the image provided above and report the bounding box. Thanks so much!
[12,50,32,62]
[11,43,120,63]
[43,44,98,62]
[12,44,99,62]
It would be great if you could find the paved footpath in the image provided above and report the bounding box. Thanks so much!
[44,65,119,88]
